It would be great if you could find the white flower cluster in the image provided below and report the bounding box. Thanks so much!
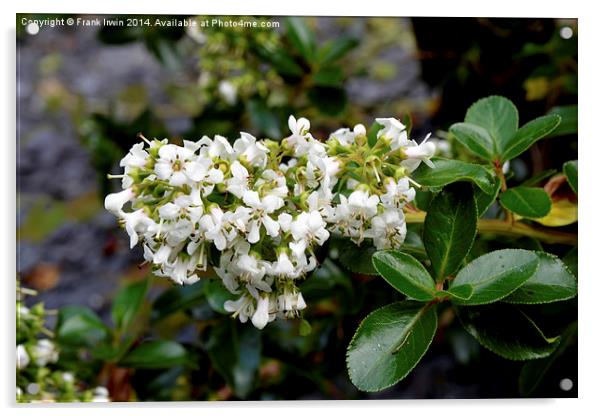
[105,116,435,329]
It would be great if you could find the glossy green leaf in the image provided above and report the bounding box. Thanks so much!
[207,321,261,398]
[547,105,577,137]
[441,284,474,301]
[563,160,578,194]
[346,302,437,392]
[120,340,189,369]
[500,115,561,162]
[254,45,304,77]
[372,251,436,301]
[284,17,316,62]
[318,37,359,64]
[424,183,477,281]
[56,306,110,347]
[450,249,539,305]
[412,157,497,194]
[457,304,560,360]
[366,121,383,148]
[205,279,237,314]
[474,177,501,217]
[339,240,378,275]
[111,279,149,331]
[519,322,577,396]
[499,187,552,218]
[449,122,496,160]
[465,95,518,156]
[503,252,577,304]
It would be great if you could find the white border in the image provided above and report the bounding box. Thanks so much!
[4,1,601,415]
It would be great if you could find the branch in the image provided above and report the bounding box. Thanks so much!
[405,211,577,245]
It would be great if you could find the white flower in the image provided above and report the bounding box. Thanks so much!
[365,209,407,250]
[290,211,329,246]
[120,143,150,187]
[251,295,270,329]
[122,209,156,248]
[242,191,283,243]
[224,295,254,323]
[268,252,297,278]
[233,132,268,167]
[17,345,29,370]
[31,339,58,367]
[200,206,237,250]
[154,144,195,186]
[199,135,234,160]
[184,157,224,195]
[104,188,135,215]
[218,80,237,105]
[375,117,409,150]
[381,177,416,208]
[347,189,380,219]
[226,161,250,198]
[401,133,436,172]
[330,127,356,146]
[278,288,306,315]
[92,386,110,403]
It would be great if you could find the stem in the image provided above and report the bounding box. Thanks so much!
[405,211,577,245]
[493,159,513,223]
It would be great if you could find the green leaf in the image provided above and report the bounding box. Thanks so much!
[563,160,578,194]
[503,252,577,304]
[253,45,304,77]
[338,240,378,275]
[346,302,438,392]
[204,279,237,314]
[500,115,561,162]
[207,321,261,399]
[465,95,518,156]
[499,187,552,218]
[450,249,539,305]
[372,251,436,301]
[449,122,496,161]
[441,284,474,301]
[312,66,344,87]
[424,183,477,281]
[317,37,359,65]
[111,279,149,331]
[522,169,557,187]
[151,281,207,322]
[547,105,577,137]
[284,17,316,62]
[519,322,577,396]
[412,157,497,194]
[56,306,110,347]
[367,121,383,148]
[120,340,189,369]
[474,177,501,217]
[457,304,560,360]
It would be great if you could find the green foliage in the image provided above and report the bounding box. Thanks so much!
[338,240,378,275]
[412,157,497,194]
[564,160,578,194]
[346,302,437,392]
[503,252,577,304]
[547,105,577,137]
[456,304,560,360]
[207,321,261,399]
[112,279,149,332]
[451,95,561,163]
[450,249,539,305]
[120,340,189,369]
[284,17,317,62]
[423,183,477,281]
[499,187,552,218]
[372,251,436,301]
[57,306,109,347]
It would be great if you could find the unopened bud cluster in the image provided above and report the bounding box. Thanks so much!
[105,116,435,329]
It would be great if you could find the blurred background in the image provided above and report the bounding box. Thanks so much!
[16,15,577,400]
